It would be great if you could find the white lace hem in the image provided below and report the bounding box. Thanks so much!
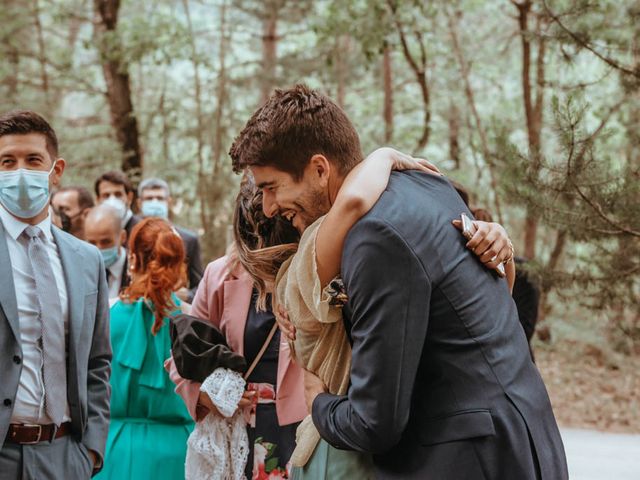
[185,368,249,480]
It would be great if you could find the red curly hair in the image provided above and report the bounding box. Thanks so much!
[121,217,186,334]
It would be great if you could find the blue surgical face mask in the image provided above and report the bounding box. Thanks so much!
[101,246,120,268]
[0,163,55,219]
[141,199,169,219]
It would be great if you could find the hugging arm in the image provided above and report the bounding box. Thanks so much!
[459,220,516,293]
[312,218,430,453]
[315,148,436,287]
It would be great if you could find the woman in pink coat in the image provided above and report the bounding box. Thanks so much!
[167,180,306,479]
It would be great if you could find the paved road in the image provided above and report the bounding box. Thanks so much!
[561,428,640,480]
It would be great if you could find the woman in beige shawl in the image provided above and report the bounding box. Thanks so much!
[234,147,515,478]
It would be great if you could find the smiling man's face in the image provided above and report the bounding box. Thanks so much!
[250,162,331,234]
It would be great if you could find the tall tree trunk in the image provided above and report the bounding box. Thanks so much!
[537,229,567,324]
[93,0,143,178]
[387,0,431,152]
[33,0,52,116]
[383,44,394,143]
[260,1,279,104]
[513,0,546,258]
[1,0,24,101]
[447,103,460,169]
[446,7,503,221]
[67,0,87,48]
[5,47,19,99]
[159,81,170,170]
[181,0,209,239]
[335,35,350,108]
[212,1,229,175]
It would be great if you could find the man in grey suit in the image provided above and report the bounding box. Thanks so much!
[0,111,111,479]
[231,85,568,479]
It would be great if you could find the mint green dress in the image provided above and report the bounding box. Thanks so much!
[291,439,374,479]
[95,297,194,480]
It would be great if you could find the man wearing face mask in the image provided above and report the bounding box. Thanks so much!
[84,205,129,304]
[0,110,111,479]
[94,170,141,241]
[137,177,203,302]
[50,186,94,240]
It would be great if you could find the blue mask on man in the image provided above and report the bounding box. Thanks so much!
[0,164,55,219]
[101,246,120,268]
[141,199,169,219]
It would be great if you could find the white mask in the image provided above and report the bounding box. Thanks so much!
[102,196,127,223]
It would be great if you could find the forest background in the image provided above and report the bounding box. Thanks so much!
[1,0,638,432]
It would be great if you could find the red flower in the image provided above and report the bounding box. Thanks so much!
[254,464,269,480]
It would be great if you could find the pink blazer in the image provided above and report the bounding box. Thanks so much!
[166,255,307,426]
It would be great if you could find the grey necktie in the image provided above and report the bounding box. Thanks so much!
[23,225,66,426]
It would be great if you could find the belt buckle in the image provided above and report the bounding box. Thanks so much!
[21,424,43,444]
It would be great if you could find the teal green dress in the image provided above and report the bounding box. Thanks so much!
[95,297,194,480]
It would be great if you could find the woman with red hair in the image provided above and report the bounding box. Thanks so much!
[95,218,194,480]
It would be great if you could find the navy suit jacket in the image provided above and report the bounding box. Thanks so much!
[312,172,568,480]
[175,226,203,303]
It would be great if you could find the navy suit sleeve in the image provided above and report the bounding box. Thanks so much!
[311,217,432,453]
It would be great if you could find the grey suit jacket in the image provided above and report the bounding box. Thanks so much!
[312,172,568,480]
[0,222,111,465]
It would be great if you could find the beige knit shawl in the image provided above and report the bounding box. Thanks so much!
[274,216,352,467]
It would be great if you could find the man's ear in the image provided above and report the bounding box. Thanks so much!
[136,198,142,211]
[51,158,66,187]
[126,191,134,208]
[309,154,331,188]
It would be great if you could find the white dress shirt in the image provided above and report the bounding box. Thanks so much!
[107,247,127,300]
[0,205,71,425]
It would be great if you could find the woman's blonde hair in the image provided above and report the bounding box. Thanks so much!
[232,176,299,311]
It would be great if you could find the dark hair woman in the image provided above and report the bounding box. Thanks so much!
[96,218,194,480]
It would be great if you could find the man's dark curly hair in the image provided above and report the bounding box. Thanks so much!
[229,84,363,180]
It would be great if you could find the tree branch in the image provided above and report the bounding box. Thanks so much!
[542,0,640,78]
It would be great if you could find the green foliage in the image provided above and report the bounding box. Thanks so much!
[0,0,638,326]
[496,92,639,311]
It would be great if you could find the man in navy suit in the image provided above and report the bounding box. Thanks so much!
[231,85,568,480]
